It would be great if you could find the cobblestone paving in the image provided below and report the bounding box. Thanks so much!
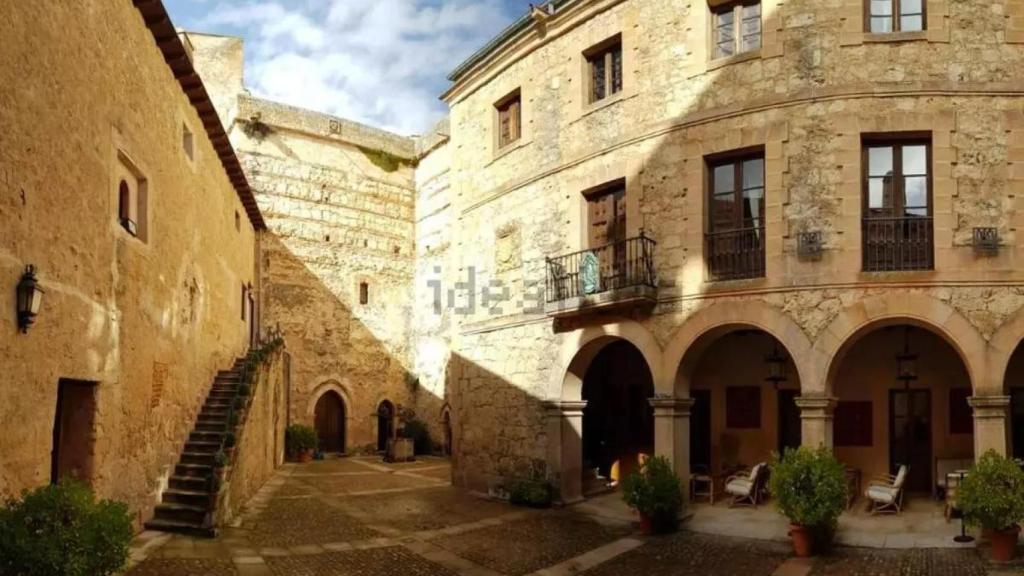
[266,547,460,576]
[429,511,632,575]
[809,548,988,576]
[127,558,238,575]
[583,532,790,576]
[129,457,1005,576]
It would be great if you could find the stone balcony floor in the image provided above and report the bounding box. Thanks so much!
[126,457,1014,575]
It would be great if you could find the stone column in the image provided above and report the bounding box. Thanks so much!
[544,400,587,505]
[649,396,695,499]
[796,395,837,449]
[969,395,1010,458]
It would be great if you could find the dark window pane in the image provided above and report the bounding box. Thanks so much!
[713,163,735,194]
[743,187,765,227]
[715,10,735,58]
[592,56,606,101]
[610,46,623,94]
[742,158,764,188]
[741,4,762,52]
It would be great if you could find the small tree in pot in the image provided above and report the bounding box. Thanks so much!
[621,456,683,534]
[285,425,318,463]
[769,447,847,557]
[958,450,1024,562]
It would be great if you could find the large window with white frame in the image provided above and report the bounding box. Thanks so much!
[867,0,925,33]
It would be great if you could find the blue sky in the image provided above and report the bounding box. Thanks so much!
[164,0,531,135]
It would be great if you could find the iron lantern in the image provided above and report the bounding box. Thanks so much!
[764,342,788,389]
[896,327,918,386]
[16,265,44,333]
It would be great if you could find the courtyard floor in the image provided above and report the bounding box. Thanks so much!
[126,457,1021,576]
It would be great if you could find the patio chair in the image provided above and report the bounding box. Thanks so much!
[865,465,908,515]
[725,462,768,508]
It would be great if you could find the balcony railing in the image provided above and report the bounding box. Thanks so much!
[705,227,766,281]
[862,216,934,272]
[545,234,656,304]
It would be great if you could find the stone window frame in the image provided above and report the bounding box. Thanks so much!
[840,0,948,44]
[491,86,531,161]
[571,20,638,119]
[495,89,522,150]
[583,33,623,105]
[567,158,644,254]
[864,0,927,34]
[708,0,763,61]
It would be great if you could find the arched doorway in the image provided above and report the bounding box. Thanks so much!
[829,324,973,495]
[377,400,394,452]
[681,329,801,476]
[581,340,654,493]
[1003,341,1024,459]
[314,391,346,453]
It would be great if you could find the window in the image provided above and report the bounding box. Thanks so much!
[705,151,766,280]
[182,123,194,161]
[725,386,761,429]
[713,1,761,59]
[861,136,933,271]
[117,180,136,236]
[867,0,925,33]
[115,151,148,242]
[495,90,521,149]
[585,35,623,104]
[359,282,369,305]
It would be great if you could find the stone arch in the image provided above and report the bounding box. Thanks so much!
[987,305,1024,395]
[557,317,663,402]
[662,300,814,398]
[814,294,987,396]
[305,378,354,419]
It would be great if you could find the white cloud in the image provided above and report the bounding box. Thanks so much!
[182,0,523,135]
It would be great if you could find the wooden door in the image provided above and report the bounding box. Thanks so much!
[690,390,712,473]
[377,401,394,451]
[314,392,345,453]
[52,380,97,484]
[777,389,802,454]
[586,184,627,289]
[890,389,931,492]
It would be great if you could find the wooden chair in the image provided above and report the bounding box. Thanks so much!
[865,465,908,515]
[725,462,768,508]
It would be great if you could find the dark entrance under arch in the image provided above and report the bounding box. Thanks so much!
[314,391,346,453]
[581,340,654,492]
[377,400,395,452]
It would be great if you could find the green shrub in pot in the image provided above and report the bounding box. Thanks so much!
[285,424,318,461]
[621,456,682,534]
[958,450,1024,561]
[769,447,847,556]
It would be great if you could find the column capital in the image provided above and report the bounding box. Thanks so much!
[543,400,587,417]
[969,395,1010,419]
[796,395,837,420]
[648,396,695,416]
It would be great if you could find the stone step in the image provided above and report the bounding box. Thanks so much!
[189,430,224,443]
[175,463,213,477]
[200,408,229,418]
[154,502,207,525]
[208,390,236,399]
[169,475,209,491]
[185,440,221,453]
[143,518,215,539]
[195,422,226,433]
[180,451,215,465]
[163,488,211,507]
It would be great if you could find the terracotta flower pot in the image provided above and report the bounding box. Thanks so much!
[638,513,653,535]
[298,449,313,463]
[989,524,1020,562]
[789,524,814,557]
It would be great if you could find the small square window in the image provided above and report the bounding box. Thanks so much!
[495,90,521,149]
[182,123,194,161]
[584,36,623,104]
[712,1,761,59]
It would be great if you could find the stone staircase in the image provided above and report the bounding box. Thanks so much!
[144,357,247,537]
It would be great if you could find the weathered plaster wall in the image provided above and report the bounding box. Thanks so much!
[438,0,1024,493]
[0,1,257,525]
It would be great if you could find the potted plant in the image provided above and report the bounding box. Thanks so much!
[958,450,1024,562]
[286,424,318,463]
[621,455,683,534]
[769,447,847,557]
[506,474,554,508]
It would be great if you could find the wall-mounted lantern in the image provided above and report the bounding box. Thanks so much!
[764,341,788,390]
[16,265,44,333]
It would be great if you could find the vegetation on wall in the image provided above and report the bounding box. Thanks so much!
[0,479,133,576]
[357,145,415,173]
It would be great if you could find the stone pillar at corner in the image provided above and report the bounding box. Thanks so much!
[649,396,695,499]
[968,395,1010,458]
[544,400,587,505]
[796,395,837,449]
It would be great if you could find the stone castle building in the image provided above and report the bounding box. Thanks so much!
[6,0,1024,530]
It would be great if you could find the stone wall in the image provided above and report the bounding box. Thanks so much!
[437,0,1024,493]
[217,349,287,526]
[0,2,257,525]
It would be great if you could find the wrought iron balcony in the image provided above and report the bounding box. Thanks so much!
[862,216,934,272]
[705,227,766,281]
[545,234,657,316]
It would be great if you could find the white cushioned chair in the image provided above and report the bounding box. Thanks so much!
[865,465,908,515]
[725,462,767,508]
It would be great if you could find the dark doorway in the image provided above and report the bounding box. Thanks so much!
[314,391,345,453]
[377,400,394,451]
[890,388,932,492]
[1012,389,1024,460]
[442,410,452,456]
[582,340,654,483]
[777,389,802,454]
[51,379,98,484]
[690,389,712,473]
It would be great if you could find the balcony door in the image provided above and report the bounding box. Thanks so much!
[586,182,627,290]
[706,152,765,280]
[862,138,933,271]
[889,388,932,493]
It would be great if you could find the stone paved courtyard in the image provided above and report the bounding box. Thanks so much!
[125,457,1018,576]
